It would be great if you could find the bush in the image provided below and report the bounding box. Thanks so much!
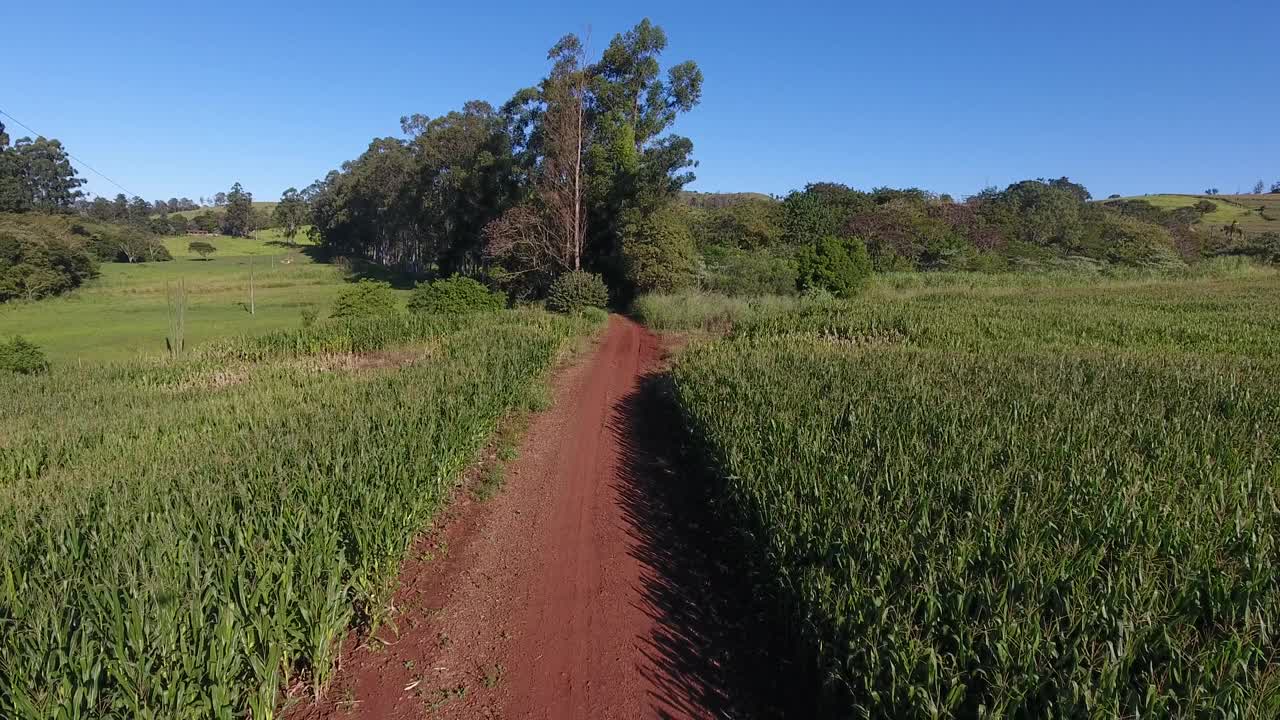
[1084,213,1185,270]
[580,306,609,325]
[0,221,98,301]
[797,235,872,297]
[191,212,219,232]
[622,205,699,294]
[0,335,49,374]
[407,276,505,315]
[84,225,172,264]
[1219,231,1280,264]
[330,279,400,319]
[701,245,798,296]
[546,271,609,314]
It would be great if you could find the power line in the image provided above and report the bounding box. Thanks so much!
[0,107,136,198]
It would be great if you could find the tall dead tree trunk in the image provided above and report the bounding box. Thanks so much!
[540,42,589,273]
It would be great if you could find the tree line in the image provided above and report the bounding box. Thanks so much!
[306,18,702,302]
[306,20,1278,304]
[674,177,1280,297]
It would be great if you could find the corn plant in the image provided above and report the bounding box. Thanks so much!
[672,276,1280,718]
[0,309,599,718]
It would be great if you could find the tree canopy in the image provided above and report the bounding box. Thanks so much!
[0,123,86,213]
[221,182,253,237]
[307,18,703,300]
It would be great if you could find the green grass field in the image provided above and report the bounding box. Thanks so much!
[665,273,1280,716]
[162,230,312,257]
[1114,193,1280,236]
[0,234,381,364]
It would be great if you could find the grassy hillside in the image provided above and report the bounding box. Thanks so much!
[0,233,381,364]
[163,231,313,258]
[1109,193,1280,236]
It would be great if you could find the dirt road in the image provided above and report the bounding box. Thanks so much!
[290,315,774,719]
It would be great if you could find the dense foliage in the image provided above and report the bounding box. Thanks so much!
[0,123,85,213]
[675,181,1280,298]
[546,270,609,313]
[0,310,598,718]
[797,235,872,297]
[699,245,797,296]
[671,276,1280,717]
[407,275,505,315]
[0,336,48,374]
[0,214,98,300]
[622,203,699,294]
[308,19,702,300]
[329,279,400,319]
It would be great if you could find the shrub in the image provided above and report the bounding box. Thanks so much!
[622,205,699,294]
[546,270,609,314]
[580,306,609,324]
[0,223,98,301]
[702,245,798,296]
[407,276,505,315]
[1093,214,1185,270]
[0,335,49,374]
[191,212,219,232]
[329,279,399,319]
[797,235,872,297]
[1219,231,1280,264]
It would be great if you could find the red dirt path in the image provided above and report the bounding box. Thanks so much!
[287,315,746,719]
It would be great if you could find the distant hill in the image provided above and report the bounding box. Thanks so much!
[1104,193,1280,237]
[678,191,775,209]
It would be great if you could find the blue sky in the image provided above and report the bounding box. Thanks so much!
[3,0,1275,203]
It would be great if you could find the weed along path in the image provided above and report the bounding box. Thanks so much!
[290,315,770,719]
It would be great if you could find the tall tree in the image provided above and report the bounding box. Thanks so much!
[495,18,703,292]
[272,187,309,245]
[540,35,590,271]
[0,122,25,212]
[88,196,114,221]
[126,196,151,226]
[1253,180,1266,195]
[222,183,253,237]
[0,133,86,213]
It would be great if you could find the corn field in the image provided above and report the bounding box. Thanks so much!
[0,310,596,719]
[671,277,1280,718]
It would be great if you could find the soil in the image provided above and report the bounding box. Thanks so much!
[285,315,789,720]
